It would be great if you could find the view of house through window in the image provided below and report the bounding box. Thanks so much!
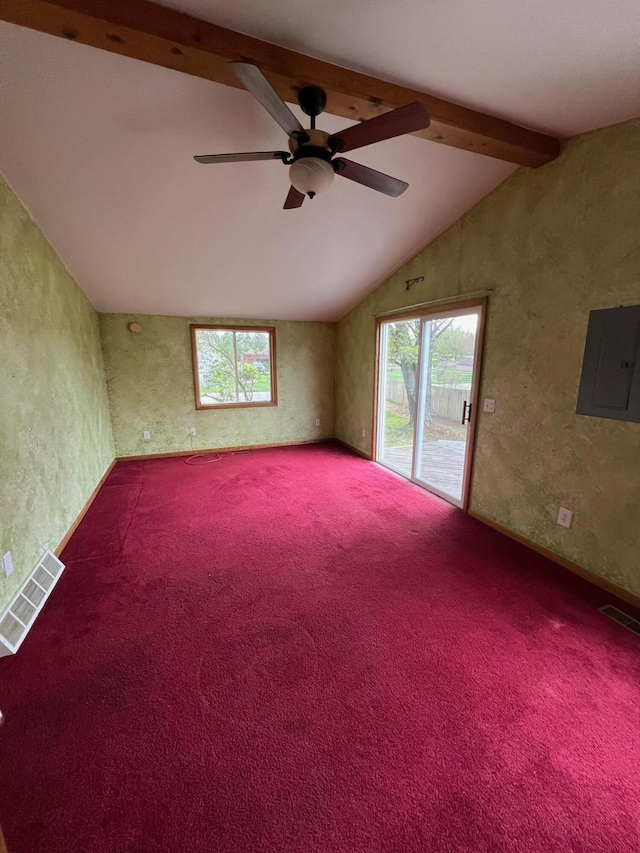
[191,325,276,409]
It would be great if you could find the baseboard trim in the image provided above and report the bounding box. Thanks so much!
[55,458,116,557]
[334,438,372,460]
[468,509,640,610]
[116,438,331,462]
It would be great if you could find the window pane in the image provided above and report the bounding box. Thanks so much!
[196,329,237,405]
[192,326,275,408]
[235,331,272,404]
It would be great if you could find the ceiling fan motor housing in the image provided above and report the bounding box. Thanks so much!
[194,64,428,206]
[288,129,333,162]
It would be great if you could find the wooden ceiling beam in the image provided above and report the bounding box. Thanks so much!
[0,0,560,167]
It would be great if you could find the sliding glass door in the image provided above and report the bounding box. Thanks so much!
[377,318,421,479]
[376,301,484,508]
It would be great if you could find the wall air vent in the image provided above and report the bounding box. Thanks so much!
[0,551,65,657]
[598,604,640,637]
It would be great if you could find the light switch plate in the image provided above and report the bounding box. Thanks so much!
[557,507,573,529]
[483,398,496,413]
[143,430,151,441]
[3,551,14,577]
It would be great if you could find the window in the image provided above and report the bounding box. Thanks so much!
[190,325,277,409]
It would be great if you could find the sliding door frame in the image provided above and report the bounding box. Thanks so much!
[372,296,488,511]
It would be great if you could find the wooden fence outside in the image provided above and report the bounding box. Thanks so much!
[386,380,468,422]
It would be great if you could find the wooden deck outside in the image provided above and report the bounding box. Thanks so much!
[380,439,466,501]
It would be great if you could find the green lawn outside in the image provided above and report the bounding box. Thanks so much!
[386,370,403,382]
[252,374,271,392]
[383,404,468,449]
[201,372,271,399]
[383,408,414,448]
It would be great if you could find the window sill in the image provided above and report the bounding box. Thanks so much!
[195,401,278,411]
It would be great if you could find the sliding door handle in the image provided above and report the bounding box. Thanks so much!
[461,400,472,424]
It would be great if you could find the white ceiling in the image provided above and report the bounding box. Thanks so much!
[164,0,640,136]
[0,1,638,322]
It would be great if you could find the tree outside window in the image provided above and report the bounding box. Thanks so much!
[191,326,276,409]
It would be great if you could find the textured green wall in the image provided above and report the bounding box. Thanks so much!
[100,314,335,457]
[336,118,640,597]
[0,175,115,610]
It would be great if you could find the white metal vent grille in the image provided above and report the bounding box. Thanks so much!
[598,604,640,637]
[0,612,25,648]
[33,566,54,591]
[41,551,63,577]
[0,550,65,657]
[23,579,45,608]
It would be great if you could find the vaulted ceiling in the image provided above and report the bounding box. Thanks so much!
[0,0,638,321]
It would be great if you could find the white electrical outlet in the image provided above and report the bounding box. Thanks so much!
[557,507,573,529]
[3,551,13,578]
[361,428,366,438]
[143,430,151,441]
[315,418,320,427]
[190,427,197,436]
[483,398,496,413]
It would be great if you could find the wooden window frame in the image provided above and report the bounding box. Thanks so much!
[190,324,278,411]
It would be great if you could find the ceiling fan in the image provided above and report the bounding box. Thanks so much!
[194,62,430,209]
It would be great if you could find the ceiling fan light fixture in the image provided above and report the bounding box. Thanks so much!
[289,157,334,199]
[194,65,430,208]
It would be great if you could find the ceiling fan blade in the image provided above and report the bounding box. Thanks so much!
[194,151,289,164]
[284,185,305,209]
[230,62,304,137]
[334,159,408,197]
[329,103,430,154]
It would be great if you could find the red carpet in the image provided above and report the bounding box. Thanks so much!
[1,443,639,852]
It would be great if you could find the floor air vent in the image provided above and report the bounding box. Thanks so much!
[598,604,640,637]
[0,551,65,657]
